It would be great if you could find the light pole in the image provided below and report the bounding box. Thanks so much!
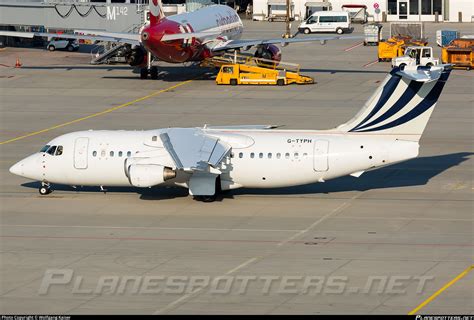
[284,0,292,38]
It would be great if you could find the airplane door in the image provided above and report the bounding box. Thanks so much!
[313,140,329,171]
[74,137,89,169]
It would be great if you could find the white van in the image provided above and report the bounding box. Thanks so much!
[298,11,352,35]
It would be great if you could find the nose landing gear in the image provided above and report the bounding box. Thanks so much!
[39,182,52,195]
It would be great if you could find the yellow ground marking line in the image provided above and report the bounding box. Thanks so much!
[0,80,193,145]
[408,264,474,315]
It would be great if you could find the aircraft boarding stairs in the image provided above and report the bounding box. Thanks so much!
[90,43,128,65]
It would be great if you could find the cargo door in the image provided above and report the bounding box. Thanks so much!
[74,137,89,169]
[313,140,329,171]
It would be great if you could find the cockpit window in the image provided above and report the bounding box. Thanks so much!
[46,146,57,155]
[55,145,63,156]
[40,145,51,153]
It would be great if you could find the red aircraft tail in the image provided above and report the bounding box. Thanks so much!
[149,0,165,25]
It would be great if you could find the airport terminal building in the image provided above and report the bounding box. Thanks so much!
[252,0,474,22]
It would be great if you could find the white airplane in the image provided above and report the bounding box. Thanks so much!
[9,65,452,202]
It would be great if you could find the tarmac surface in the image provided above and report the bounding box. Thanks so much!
[0,21,473,314]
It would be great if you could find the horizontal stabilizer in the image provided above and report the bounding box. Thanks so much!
[395,64,451,82]
[204,125,282,130]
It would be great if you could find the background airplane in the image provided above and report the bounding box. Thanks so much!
[9,65,452,202]
[0,0,360,79]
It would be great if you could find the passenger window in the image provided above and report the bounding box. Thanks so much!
[110,151,114,157]
[294,153,299,158]
[40,145,50,153]
[268,153,272,159]
[152,136,157,141]
[47,146,57,155]
[276,153,281,159]
[239,152,243,158]
[92,151,97,157]
[259,153,263,159]
[285,153,290,159]
[119,151,123,157]
[303,153,308,158]
[250,152,255,159]
[55,146,63,156]
[101,150,106,157]
[127,151,132,157]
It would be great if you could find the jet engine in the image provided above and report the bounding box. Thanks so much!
[126,46,147,67]
[254,44,282,66]
[128,164,176,188]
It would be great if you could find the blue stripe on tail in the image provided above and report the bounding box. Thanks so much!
[351,80,424,131]
[350,75,402,131]
[353,71,450,133]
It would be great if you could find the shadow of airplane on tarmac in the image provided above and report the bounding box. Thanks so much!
[20,152,472,201]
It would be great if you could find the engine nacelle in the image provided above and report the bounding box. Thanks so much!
[128,164,176,188]
[127,46,147,67]
[254,44,282,66]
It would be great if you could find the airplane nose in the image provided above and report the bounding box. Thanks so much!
[9,153,43,180]
[9,161,24,176]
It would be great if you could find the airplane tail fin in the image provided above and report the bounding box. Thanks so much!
[149,0,165,25]
[336,65,452,141]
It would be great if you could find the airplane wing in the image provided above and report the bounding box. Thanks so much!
[211,35,363,52]
[204,124,282,130]
[159,128,231,171]
[0,31,140,46]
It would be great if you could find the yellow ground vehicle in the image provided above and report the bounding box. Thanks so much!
[216,63,314,86]
[378,36,428,62]
[441,38,474,70]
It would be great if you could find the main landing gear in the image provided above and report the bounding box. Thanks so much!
[192,176,222,203]
[39,182,52,195]
[139,66,159,80]
[194,195,217,202]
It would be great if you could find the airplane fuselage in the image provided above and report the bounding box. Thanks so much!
[141,5,243,63]
[10,129,418,191]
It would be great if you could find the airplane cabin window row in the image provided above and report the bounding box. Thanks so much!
[92,150,133,158]
[233,152,309,159]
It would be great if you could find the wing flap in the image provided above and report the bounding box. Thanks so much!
[159,128,230,171]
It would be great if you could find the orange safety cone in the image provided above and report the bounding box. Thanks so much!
[15,57,22,68]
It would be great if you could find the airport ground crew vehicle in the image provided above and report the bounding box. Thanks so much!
[378,36,428,62]
[216,63,314,86]
[441,38,474,70]
[392,46,439,69]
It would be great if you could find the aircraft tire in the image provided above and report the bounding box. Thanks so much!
[140,68,148,79]
[39,186,51,195]
[150,66,158,80]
